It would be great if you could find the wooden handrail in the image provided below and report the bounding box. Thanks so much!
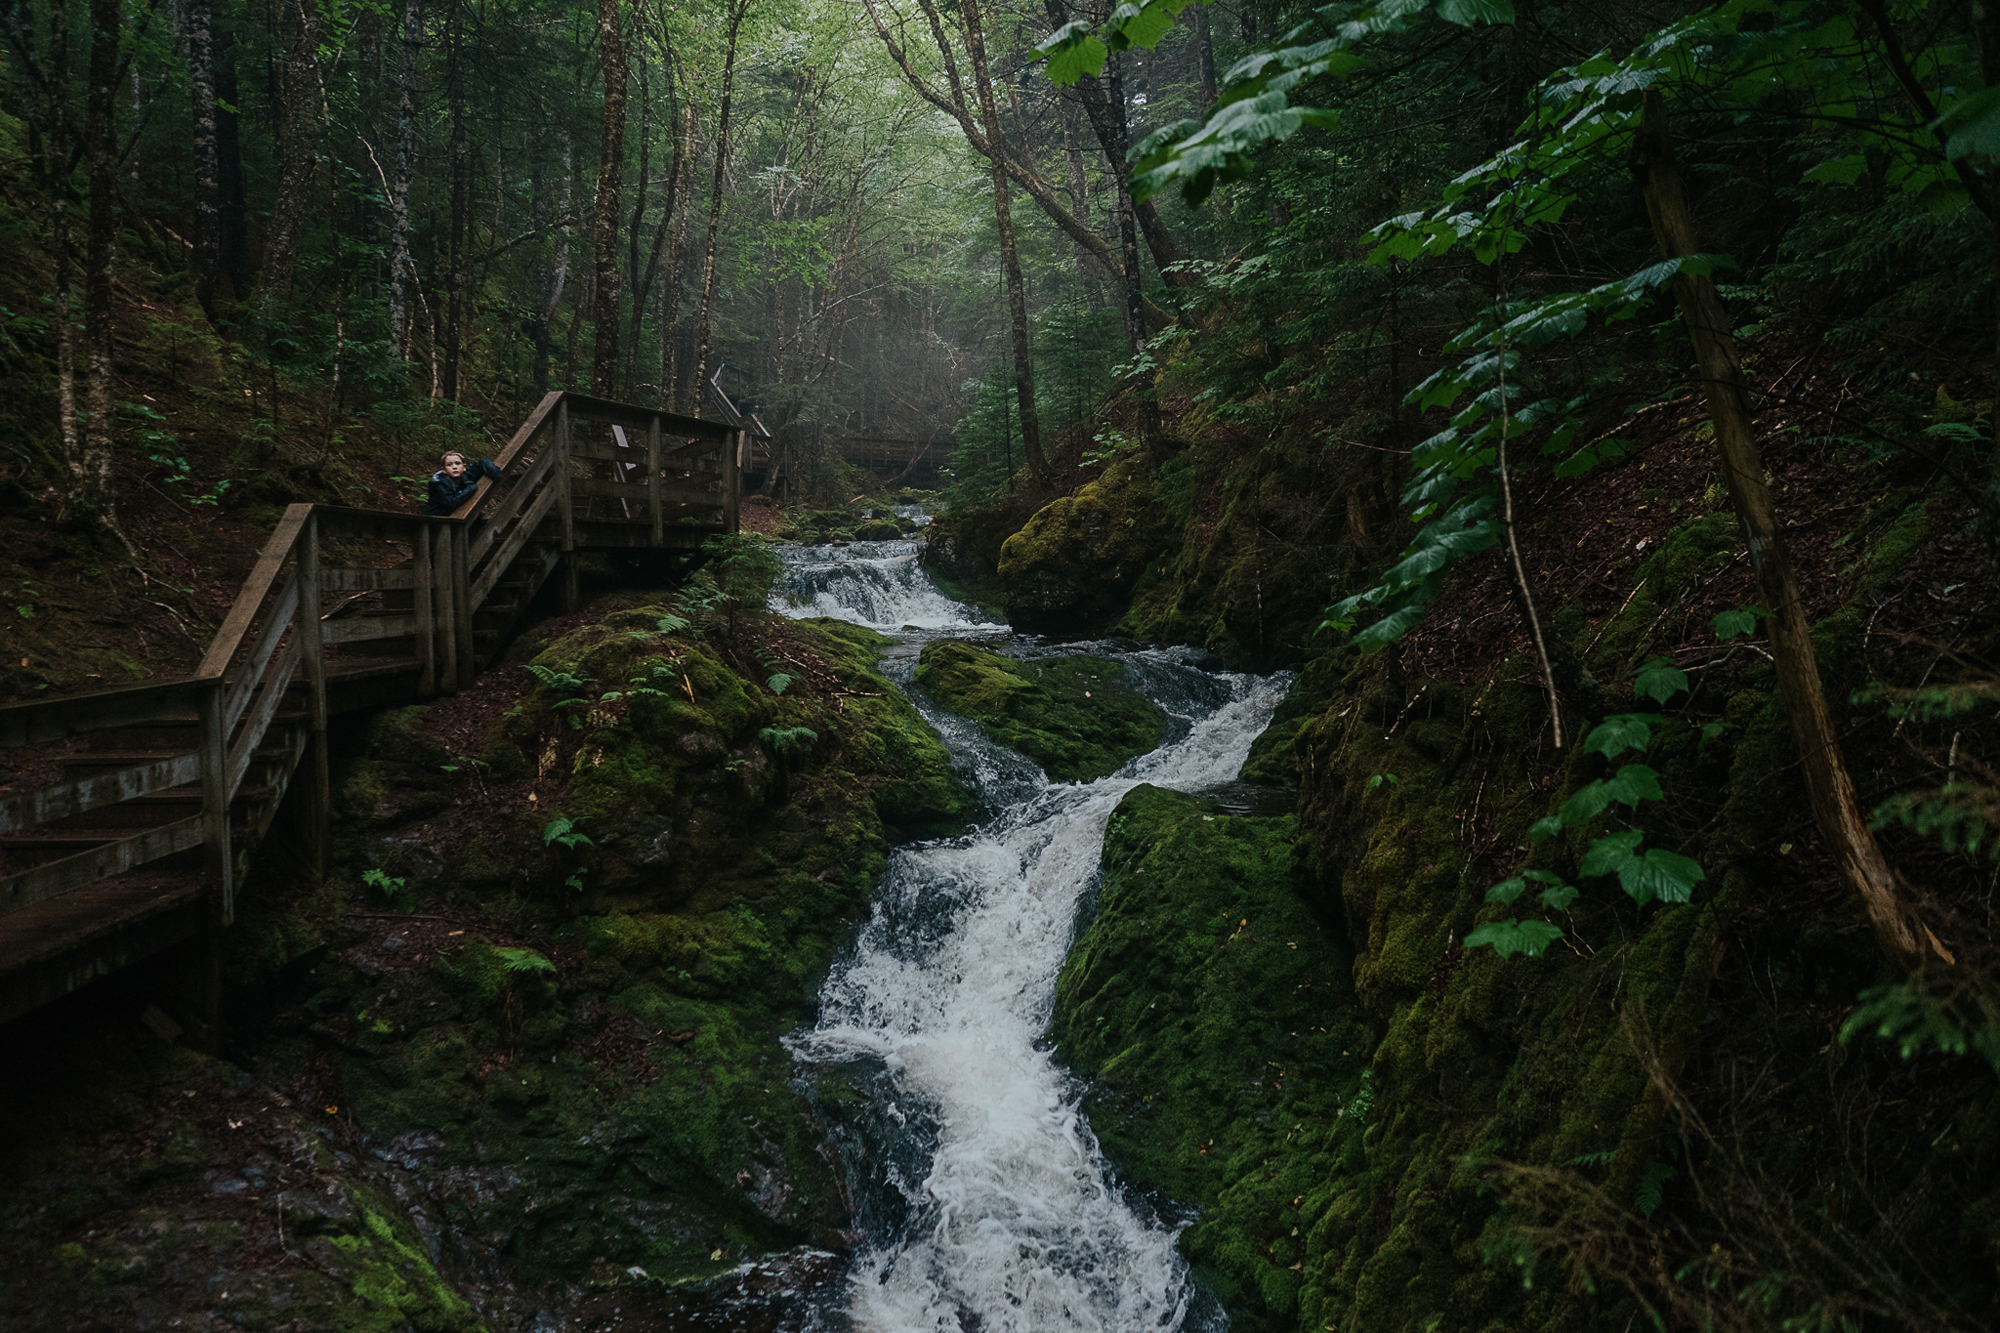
[0,390,742,934]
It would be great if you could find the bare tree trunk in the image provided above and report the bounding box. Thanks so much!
[439,0,468,399]
[1100,49,1158,443]
[1631,88,1945,969]
[184,0,230,316]
[661,95,695,411]
[960,0,1043,478]
[622,54,651,394]
[1055,90,1104,309]
[388,0,420,358]
[265,0,320,302]
[81,0,119,522]
[693,0,749,408]
[590,0,627,396]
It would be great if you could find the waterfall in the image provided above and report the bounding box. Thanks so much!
[767,545,1288,1333]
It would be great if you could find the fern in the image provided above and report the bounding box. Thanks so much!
[494,946,555,974]
[542,814,594,851]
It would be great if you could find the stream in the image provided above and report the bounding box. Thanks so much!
[608,536,1288,1332]
[778,536,1291,1333]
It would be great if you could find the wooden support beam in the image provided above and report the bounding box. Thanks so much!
[197,681,233,923]
[414,524,436,697]
[649,415,664,546]
[294,513,330,885]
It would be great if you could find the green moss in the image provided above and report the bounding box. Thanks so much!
[1052,785,1370,1329]
[914,639,1166,781]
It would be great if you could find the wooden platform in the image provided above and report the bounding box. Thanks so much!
[0,390,749,1035]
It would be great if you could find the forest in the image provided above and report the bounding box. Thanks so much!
[1,0,1998,1328]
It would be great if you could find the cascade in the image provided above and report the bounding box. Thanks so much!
[756,539,1288,1332]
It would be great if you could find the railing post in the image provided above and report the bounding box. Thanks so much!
[414,520,436,697]
[196,679,233,925]
[294,510,330,881]
[727,429,744,534]
[452,521,476,690]
[557,399,579,611]
[437,523,459,692]
[648,414,664,547]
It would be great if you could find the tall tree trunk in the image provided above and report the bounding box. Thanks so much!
[439,0,468,399]
[693,0,748,411]
[622,54,650,394]
[1631,88,1945,969]
[590,0,627,396]
[265,0,320,302]
[388,0,420,358]
[961,0,1045,479]
[661,96,695,411]
[185,0,230,316]
[632,60,683,407]
[81,0,119,522]
[1100,49,1158,443]
[1055,90,1104,309]
[214,19,248,294]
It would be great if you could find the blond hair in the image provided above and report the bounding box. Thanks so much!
[440,450,467,465]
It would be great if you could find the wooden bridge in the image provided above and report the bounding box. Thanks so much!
[0,392,746,1039]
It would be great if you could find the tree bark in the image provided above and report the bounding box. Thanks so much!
[265,0,320,302]
[81,0,119,521]
[1631,88,1945,969]
[184,0,230,315]
[661,95,695,411]
[960,0,1044,479]
[1100,48,1159,443]
[388,0,421,358]
[439,0,469,399]
[693,0,749,409]
[590,0,627,397]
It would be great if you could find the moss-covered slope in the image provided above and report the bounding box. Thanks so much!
[1051,785,1370,1328]
[913,638,1166,781]
[0,606,970,1327]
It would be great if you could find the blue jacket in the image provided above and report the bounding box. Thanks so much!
[423,458,504,516]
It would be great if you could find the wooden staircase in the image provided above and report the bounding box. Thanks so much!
[0,390,746,1032]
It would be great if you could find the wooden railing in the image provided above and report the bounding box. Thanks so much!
[0,391,742,954]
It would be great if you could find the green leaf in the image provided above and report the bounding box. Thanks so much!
[1583,713,1658,758]
[1487,875,1528,905]
[1537,881,1579,911]
[767,672,794,695]
[1940,83,2000,162]
[1800,153,1867,186]
[1528,814,1564,844]
[1711,607,1760,640]
[1632,656,1689,704]
[1579,830,1703,905]
[1434,0,1514,24]
[1464,919,1565,958]
[1600,764,1665,809]
[1037,23,1107,85]
[495,946,555,974]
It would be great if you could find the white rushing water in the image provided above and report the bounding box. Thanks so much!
[771,540,1287,1333]
[773,539,1002,633]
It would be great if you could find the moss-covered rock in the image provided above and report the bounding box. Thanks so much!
[914,639,1166,781]
[997,458,1168,637]
[1051,785,1370,1330]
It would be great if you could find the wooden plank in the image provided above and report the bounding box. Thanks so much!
[0,752,199,835]
[321,613,419,644]
[223,576,299,736]
[227,637,298,796]
[414,523,435,696]
[467,433,562,564]
[437,522,459,689]
[572,476,722,506]
[198,505,311,678]
[649,417,664,545]
[469,480,559,607]
[452,524,475,691]
[0,679,208,749]
[197,683,231,915]
[493,390,564,471]
[319,567,416,592]
[727,430,743,533]
[561,392,732,440]
[310,506,429,543]
[0,814,205,916]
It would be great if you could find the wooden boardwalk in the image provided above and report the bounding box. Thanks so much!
[0,391,746,1037]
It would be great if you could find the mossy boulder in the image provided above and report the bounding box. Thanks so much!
[997,458,1166,637]
[913,639,1166,781]
[1051,784,1370,1330]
